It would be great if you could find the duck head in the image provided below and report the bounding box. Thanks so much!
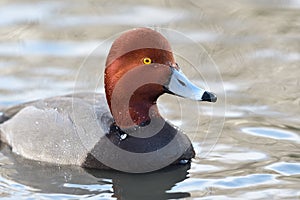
[105,28,217,129]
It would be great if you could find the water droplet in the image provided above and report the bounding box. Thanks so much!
[120,133,127,140]
[179,159,189,164]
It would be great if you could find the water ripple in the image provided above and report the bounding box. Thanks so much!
[266,162,300,176]
[215,174,277,188]
[0,40,102,57]
[0,2,62,26]
[49,6,185,27]
[242,127,300,142]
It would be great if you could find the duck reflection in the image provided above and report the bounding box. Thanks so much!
[87,164,191,200]
[0,143,191,199]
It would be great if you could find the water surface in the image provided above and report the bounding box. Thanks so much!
[0,0,299,199]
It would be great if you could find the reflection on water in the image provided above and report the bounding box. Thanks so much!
[216,174,277,188]
[242,127,300,141]
[0,2,61,26]
[0,144,190,199]
[0,40,101,57]
[266,161,300,176]
[0,0,300,199]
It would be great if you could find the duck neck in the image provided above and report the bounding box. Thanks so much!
[128,95,160,127]
[107,84,163,129]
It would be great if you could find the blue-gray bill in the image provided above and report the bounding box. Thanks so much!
[165,67,217,103]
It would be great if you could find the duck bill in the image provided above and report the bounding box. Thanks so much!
[164,67,217,102]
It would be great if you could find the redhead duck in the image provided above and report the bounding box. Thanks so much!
[0,28,217,173]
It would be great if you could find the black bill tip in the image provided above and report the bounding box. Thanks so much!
[202,91,217,103]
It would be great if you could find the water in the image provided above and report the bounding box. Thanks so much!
[0,0,300,199]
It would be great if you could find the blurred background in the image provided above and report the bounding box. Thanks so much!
[0,0,299,199]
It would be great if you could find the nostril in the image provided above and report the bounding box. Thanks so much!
[177,79,186,86]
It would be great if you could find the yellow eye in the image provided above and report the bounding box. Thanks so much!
[143,57,152,65]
